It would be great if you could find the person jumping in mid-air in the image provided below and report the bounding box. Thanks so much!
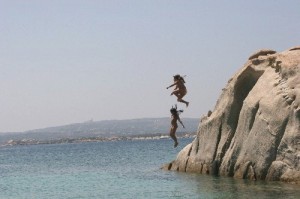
[169,105,185,148]
[167,74,189,107]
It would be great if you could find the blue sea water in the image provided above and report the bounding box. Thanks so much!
[1,138,300,199]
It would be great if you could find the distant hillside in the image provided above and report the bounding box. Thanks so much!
[0,118,199,144]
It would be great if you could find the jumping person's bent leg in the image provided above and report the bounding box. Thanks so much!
[172,90,180,97]
[177,98,189,107]
[176,90,189,107]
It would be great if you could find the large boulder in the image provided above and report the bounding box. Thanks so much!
[164,47,300,184]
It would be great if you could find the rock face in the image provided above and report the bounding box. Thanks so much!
[164,47,300,184]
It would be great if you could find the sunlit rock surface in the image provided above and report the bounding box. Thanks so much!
[163,47,300,184]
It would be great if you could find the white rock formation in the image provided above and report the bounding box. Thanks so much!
[164,47,300,184]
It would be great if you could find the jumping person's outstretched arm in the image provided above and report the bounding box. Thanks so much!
[166,82,177,89]
[178,117,185,128]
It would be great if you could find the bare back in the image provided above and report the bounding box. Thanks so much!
[175,79,186,91]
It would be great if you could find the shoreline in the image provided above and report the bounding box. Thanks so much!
[1,132,196,147]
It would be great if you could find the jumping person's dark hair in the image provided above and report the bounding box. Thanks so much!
[170,104,183,115]
[173,74,186,83]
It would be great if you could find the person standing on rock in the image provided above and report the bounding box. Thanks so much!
[169,105,185,148]
[167,74,189,107]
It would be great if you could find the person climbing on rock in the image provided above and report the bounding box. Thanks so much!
[169,105,185,148]
[167,74,189,107]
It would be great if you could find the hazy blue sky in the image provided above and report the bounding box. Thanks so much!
[1,0,299,132]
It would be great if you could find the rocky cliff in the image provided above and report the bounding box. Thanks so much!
[163,47,300,184]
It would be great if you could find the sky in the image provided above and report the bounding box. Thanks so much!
[0,0,299,132]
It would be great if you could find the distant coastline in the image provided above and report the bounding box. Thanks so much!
[0,118,199,147]
[1,132,196,147]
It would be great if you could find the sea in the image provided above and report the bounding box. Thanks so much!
[1,138,300,199]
